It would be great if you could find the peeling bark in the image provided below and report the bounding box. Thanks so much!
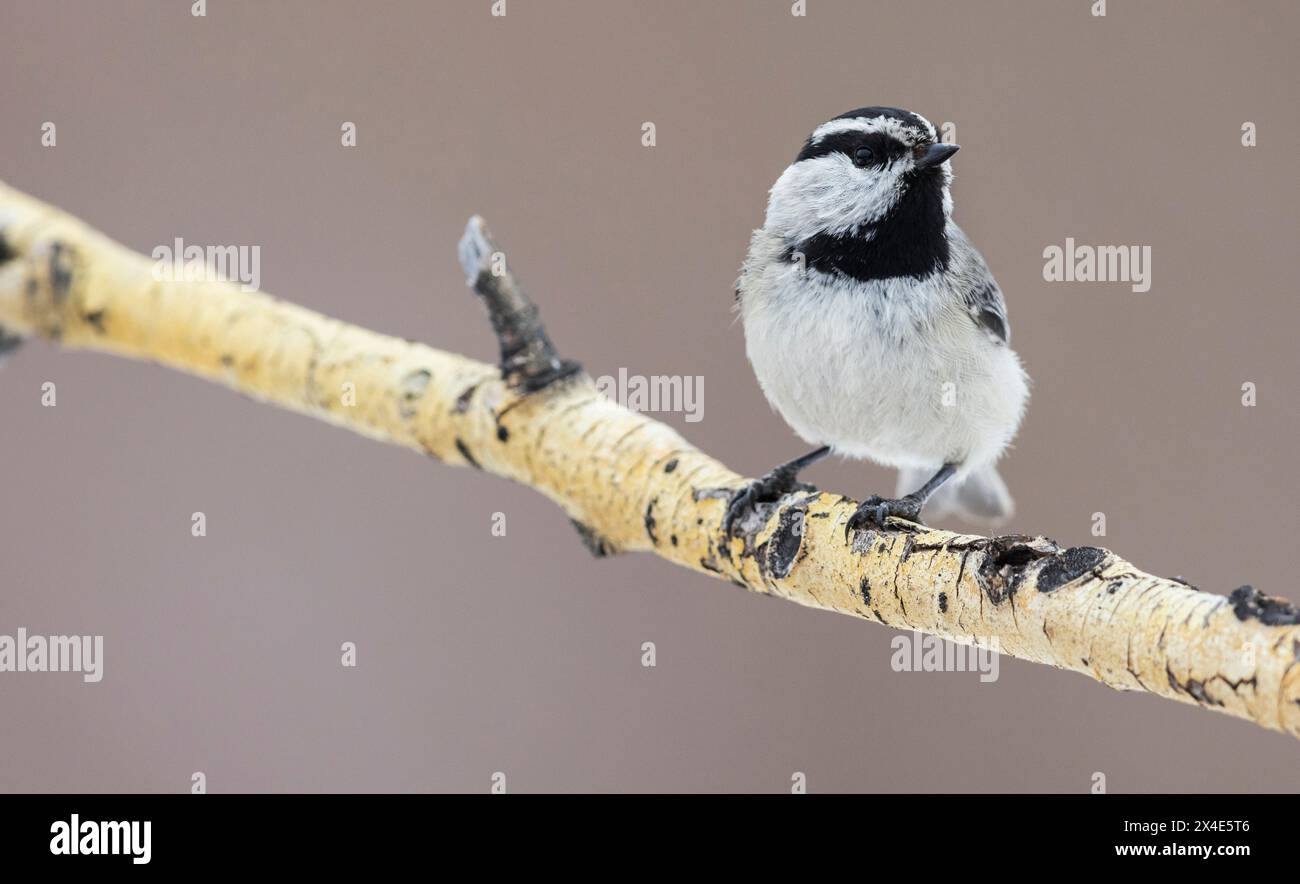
[1,179,1297,740]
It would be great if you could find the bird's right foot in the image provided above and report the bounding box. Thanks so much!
[723,446,830,536]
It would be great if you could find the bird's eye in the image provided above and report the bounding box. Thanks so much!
[852,146,874,167]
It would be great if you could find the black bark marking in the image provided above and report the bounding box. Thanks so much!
[1211,674,1258,695]
[1037,546,1109,593]
[644,497,659,545]
[938,592,948,613]
[859,577,871,606]
[670,534,678,546]
[1126,664,1149,693]
[82,309,106,333]
[399,368,432,419]
[958,545,976,575]
[454,437,481,469]
[1229,585,1300,626]
[764,501,807,580]
[496,425,509,442]
[0,232,14,264]
[1183,679,1223,707]
[48,242,74,304]
[891,550,908,620]
[570,519,615,558]
[699,557,723,574]
[453,383,480,414]
[976,536,1058,605]
[1163,667,1226,706]
[663,458,678,474]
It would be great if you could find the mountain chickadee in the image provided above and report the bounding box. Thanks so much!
[730,106,1028,534]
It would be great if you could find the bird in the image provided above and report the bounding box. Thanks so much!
[729,106,1029,536]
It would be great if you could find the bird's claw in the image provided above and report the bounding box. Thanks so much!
[845,494,926,537]
[723,470,815,536]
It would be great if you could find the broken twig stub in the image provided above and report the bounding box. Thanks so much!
[457,216,580,392]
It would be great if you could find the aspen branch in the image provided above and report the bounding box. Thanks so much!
[1,179,1296,741]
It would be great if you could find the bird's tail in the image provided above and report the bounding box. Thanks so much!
[896,464,1014,527]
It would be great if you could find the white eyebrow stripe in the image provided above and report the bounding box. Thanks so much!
[910,111,938,140]
[811,118,887,141]
[811,113,937,145]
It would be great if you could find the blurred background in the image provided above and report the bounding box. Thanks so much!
[0,0,1296,791]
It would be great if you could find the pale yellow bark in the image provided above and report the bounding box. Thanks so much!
[1,179,1296,740]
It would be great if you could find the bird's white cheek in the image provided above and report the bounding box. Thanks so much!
[765,157,904,241]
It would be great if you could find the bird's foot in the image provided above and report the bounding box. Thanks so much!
[845,494,926,536]
[723,466,816,536]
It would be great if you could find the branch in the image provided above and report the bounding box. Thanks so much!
[1,179,1296,741]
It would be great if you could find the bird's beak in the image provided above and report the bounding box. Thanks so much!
[914,143,960,169]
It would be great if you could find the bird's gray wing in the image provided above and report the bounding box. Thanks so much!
[964,278,1010,346]
[949,226,1010,346]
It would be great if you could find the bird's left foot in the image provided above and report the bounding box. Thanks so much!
[722,446,830,536]
[846,494,926,536]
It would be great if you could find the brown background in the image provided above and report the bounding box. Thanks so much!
[1,0,1296,792]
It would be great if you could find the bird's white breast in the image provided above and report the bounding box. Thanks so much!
[738,229,1027,473]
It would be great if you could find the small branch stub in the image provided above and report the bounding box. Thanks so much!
[457,215,580,392]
